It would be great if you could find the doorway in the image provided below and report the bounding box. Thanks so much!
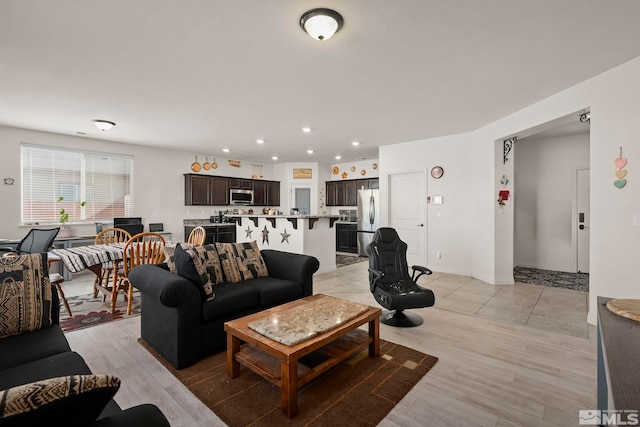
[292,186,312,214]
[576,168,590,273]
[388,171,427,267]
[513,116,590,288]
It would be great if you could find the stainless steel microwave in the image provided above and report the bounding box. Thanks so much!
[230,188,253,205]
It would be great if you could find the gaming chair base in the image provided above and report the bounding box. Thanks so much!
[380,309,424,327]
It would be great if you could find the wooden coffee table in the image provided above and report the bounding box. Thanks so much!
[225,294,381,418]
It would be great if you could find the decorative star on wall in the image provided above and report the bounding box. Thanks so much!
[245,226,253,238]
[280,228,291,244]
[262,225,269,245]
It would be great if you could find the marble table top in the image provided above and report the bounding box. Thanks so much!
[248,295,370,346]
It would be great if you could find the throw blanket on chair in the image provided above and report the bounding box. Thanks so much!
[0,253,52,338]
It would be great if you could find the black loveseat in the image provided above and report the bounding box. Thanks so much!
[129,248,320,369]
[0,253,169,427]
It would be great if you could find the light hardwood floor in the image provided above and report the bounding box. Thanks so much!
[64,261,596,426]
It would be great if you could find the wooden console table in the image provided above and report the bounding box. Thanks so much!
[597,296,640,414]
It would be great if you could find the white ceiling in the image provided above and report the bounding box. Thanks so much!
[1,1,639,164]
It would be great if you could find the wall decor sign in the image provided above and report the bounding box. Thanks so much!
[614,147,627,189]
[293,168,312,179]
[228,159,241,168]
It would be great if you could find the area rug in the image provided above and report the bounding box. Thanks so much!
[139,338,437,426]
[59,293,141,333]
[513,266,589,292]
[336,254,367,268]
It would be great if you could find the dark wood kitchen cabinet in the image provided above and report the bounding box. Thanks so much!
[253,180,280,206]
[326,178,379,206]
[253,180,266,205]
[229,178,253,190]
[266,181,280,206]
[344,180,357,206]
[185,174,211,205]
[210,177,229,205]
[336,223,358,253]
[325,181,337,206]
[184,224,236,244]
[184,174,229,206]
[185,174,279,206]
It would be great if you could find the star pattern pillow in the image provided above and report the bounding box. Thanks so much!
[216,241,268,283]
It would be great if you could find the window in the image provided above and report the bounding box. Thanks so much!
[21,143,134,224]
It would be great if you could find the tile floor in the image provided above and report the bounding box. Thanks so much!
[59,259,594,339]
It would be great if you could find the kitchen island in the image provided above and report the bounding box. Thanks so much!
[231,214,340,274]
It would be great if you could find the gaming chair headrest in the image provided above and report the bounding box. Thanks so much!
[374,227,401,245]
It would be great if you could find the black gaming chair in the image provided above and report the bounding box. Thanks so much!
[0,228,60,255]
[366,227,435,327]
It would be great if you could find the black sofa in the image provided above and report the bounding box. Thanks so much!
[0,261,169,426]
[129,249,320,369]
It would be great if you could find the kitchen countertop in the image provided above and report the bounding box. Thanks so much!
[183,220,236,227]
[230,214,340,219]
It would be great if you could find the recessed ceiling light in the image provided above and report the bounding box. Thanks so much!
[272,156,278,160]
[351,141,360,146]
[335,155,341,160]
[306,149,314,154]
[302,127,312,133]
[256,139,265,144]
[222,148,230,153]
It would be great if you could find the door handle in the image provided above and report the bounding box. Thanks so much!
[579,225,589,230]
[417,224,424,227]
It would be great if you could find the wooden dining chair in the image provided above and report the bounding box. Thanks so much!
[187,226,206,246]
[94,227,132,300]
[114,232,166,315]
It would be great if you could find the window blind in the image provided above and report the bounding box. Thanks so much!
[21,144,134,224]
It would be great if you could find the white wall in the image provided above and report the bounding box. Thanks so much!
[379,133,474,276]
[273,162,324,215]
[0,126,281,242]
[380,54,640,324]
[514,133,590,271]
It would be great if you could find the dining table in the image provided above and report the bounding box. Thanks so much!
[51,243,127,312]
[51,240,175,313]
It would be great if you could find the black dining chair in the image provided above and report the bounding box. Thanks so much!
[366,227,435,327]
[0,227,72,316]
[0,227,60,255]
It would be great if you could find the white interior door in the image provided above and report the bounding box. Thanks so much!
[388,171,427,267]
[577,168,590,273]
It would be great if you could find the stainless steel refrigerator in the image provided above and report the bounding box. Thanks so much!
[357,189,380,256]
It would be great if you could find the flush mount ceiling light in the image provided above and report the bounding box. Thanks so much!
[256,139,265,144]
[300,8,343,41]
[301,127,312,133]
[92,120,115,131]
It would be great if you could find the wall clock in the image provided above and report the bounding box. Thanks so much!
[431,166,444,179]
